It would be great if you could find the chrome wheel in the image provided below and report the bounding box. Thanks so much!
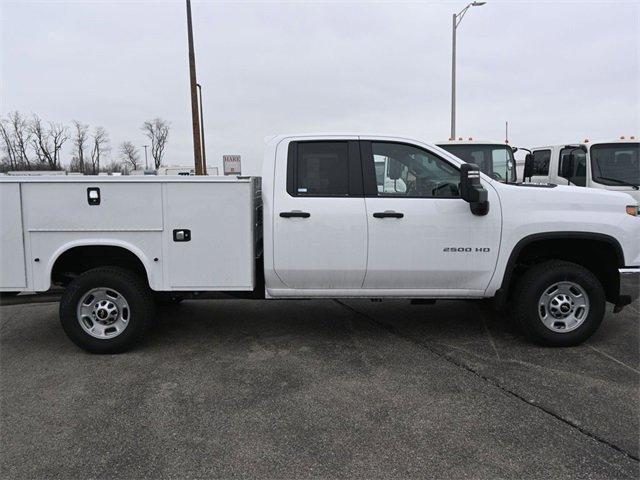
[538,281,590,333]
[76,288,130,339]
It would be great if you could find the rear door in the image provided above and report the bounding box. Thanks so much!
[272,139,367,289]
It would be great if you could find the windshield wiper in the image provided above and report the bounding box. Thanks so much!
[593,176,639,190]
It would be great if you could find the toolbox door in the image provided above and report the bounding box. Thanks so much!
[0,183,27,290]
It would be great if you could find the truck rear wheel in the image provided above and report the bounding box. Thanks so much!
[512,260,605,347]
[59,267,154,353]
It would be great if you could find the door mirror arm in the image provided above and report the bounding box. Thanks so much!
[460,163,489,216]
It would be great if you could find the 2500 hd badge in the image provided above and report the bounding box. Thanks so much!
[443,247,491,252]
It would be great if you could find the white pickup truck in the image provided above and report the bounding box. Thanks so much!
[1,134,638,353]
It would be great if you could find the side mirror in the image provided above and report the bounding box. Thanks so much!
[523,153,534,181]
[388,159,402,180]
[460,163,489,216]
[560,154,574,180]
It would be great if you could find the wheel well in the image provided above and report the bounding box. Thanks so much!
[503,236,622,303]
[51,246,149,287]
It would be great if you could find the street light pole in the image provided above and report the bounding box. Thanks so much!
[450,1,486,140]
[197,83,207,175]
[142,145,149,170]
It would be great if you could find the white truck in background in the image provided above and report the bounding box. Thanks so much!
[437,139,518,183]
[1,134,638,353]
[523,137,639,204]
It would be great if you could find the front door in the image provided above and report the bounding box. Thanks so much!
[361,140,501,293]
[272,139,367,290]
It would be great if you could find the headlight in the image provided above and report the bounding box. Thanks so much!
[626,205,639,216]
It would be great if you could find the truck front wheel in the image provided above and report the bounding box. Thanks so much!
[512,260,605,347]
[59,267,154,353]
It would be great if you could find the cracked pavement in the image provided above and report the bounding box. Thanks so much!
[1,299,638,479]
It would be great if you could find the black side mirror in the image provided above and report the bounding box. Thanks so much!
[523,153,534,180]
[388,159,402,180]
[560,154,574,180]
[460,163,489,216]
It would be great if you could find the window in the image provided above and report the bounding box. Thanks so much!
[532,149,551,176]
[439,144,516,182]
[591,143,640,187]
[289,142,349,196]
[558,147,587,187]
[370,142,460,198]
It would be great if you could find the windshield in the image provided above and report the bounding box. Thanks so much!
[590,143,640,187]
[439,144,516,182]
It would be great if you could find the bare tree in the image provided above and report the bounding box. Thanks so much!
[30,115,50,168]
[120,141,141,171]
[142,118,170,169]
[0,116,18,170]
[90,126,110,174]
[30,115,68,170]
[49,122,68,170]
[1,111,35,170]
[9,112,32,168]
[71,120,89,173]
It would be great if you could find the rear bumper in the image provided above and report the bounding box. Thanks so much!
[615,267,640,311]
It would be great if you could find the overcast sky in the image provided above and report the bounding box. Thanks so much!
[1,0,639,174]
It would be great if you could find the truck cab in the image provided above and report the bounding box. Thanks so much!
[436,139,517,183]
[525,138,640,203]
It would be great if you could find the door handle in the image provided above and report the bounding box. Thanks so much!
[173,229,191,241]
[373,211,404,219]
[279,211,311,218]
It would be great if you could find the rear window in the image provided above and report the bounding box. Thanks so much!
[289,142,349,196]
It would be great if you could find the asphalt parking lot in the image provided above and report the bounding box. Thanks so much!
[1,298,638,479]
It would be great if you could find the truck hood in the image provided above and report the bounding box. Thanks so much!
[551,184,638,204]
[497,183,638,214]
[621,188,640,203]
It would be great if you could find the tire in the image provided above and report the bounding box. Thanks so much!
[512,260,605,347]
[59,267,154,353]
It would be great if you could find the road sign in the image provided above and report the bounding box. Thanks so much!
[223,155,241,175]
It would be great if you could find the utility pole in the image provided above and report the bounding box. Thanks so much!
[186,0,203,175]
[197,83,207,175]
[450,12,457,140]
[142,145,149,169]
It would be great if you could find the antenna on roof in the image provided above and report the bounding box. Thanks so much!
[505,120,509,144]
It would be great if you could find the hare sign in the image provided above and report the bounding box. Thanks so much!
[223,155,242,175]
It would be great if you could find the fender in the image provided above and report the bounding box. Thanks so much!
[43,239,160,291]
[494,231,624,305]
